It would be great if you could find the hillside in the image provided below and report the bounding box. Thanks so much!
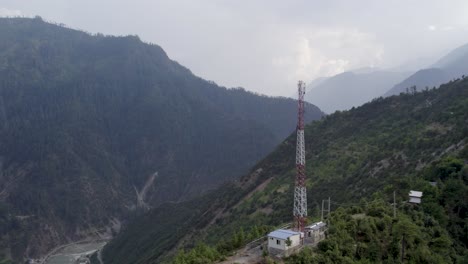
[287,153,468,263]
[385,42,468,96]
[0,17,323,262]
[306,70,410,113]
[433,42,468,76]
[101,77,467,263]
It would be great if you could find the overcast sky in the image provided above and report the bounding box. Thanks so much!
[1,0,468,96]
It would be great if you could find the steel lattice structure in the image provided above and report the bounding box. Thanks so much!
[293,80,307,233]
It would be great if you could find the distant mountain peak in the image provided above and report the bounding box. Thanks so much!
[305,70,410,113]
[350,66,380,74]
[432,42,468,69]
[385,41,468,96]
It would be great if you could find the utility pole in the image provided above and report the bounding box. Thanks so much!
[321,198,331,224]
[321,200,324,221]
[393,191,396,218]
[293,81,307,234]
[401,234,406,263]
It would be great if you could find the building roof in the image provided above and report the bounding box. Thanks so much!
[306,221,326,230]
[409,190,423,197]
[268,229,301,240]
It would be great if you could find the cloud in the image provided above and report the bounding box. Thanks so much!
[427,25,456,32]
[442,26,454,31]
[272,27,384,86]
[2,1,467,96]
[322,59,350,76]
[0,7,22,17]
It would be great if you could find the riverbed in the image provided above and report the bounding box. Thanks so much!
[45,241,106,264]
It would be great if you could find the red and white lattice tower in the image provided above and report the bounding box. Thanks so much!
[293,80,307,233]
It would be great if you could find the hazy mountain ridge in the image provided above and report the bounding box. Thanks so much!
[305,70,410,113]
[385,42,468,96]
[433,42,468,71]
[306,41,468,113]
[384,68,449,96]
[0,17,324,261]
[101,77,468,263]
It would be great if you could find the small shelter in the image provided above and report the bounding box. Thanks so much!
[305,221,327,243]
[409,190,423,204]
[267,229,302,255]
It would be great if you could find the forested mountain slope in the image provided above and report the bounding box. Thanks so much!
[287,152,468,263]
[0,17,323,261]
[102,77,467,263]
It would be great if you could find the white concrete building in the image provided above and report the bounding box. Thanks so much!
[267,229,302,255]
[409,190,423,204]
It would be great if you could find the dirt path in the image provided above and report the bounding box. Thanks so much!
[218,244,264,264]
[97,248,104,264]
[134,171,158,210]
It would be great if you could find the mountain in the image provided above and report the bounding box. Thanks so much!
[384,68,449,96]
[385,43,468,96]
[433,42,468,75]
[0,17,324,261]
[305,76,328,89]
[101,77,468,263]
[305,70,410,113]
[389,56,437,73]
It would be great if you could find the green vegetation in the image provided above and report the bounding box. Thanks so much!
[102,77,467,263]
[0,17,323,262]
[172,225,270,264]
[287,152,468,263]
[173,243,222,264]
[166,151,468,264]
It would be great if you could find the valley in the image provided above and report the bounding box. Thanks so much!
[0,17,323,262]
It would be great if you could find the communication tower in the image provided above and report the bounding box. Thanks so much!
[293,80,307,233]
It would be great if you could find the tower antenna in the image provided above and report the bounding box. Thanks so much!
[293,80,307,233]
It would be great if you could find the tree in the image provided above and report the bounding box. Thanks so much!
[436,157,463,180]
[285,237,292,247]
[393,217,419,262]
